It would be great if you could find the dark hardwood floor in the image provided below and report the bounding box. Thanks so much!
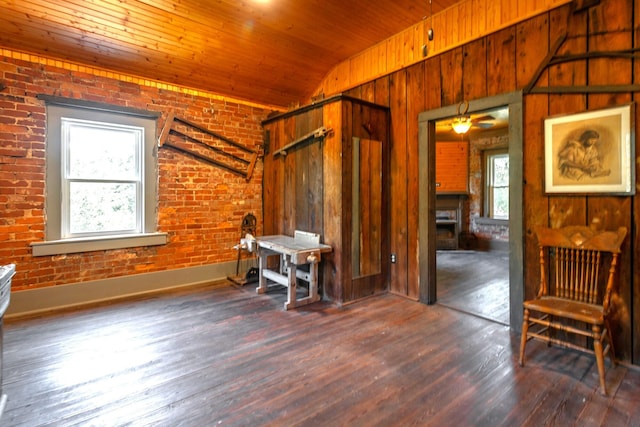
[437,249,510,325]
[3,282,640,426]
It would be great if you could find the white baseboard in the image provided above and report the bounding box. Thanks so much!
[5,261,237,318]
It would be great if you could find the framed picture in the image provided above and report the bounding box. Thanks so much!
[544,104,635,195]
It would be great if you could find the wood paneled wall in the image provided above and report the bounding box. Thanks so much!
[343,0,639,364]
[262,97,390,305]
[315,0,572,99]
[436,142,469,192]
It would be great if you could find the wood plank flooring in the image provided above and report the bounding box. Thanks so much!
[2,282,639,426]
[437,249,510,325]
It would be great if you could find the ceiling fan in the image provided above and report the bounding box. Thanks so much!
[436,101,497,135]
[436,112,496,135]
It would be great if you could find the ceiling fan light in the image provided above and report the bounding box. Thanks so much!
[452,116,472,134]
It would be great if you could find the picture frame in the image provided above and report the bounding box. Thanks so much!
[544,104,635,195]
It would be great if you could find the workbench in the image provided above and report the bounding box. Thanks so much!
[254,232,332,310]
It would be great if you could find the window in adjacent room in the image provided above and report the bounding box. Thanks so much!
[32,99,167,256]
[484,149,509,220]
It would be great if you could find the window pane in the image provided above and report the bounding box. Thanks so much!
[69,182,137,234]
[66,121,140,180]
[492,155,509,186]
[492,187,509,219]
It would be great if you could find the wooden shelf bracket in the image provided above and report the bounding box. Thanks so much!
[525,32,640,95]
[273,126,332,157]
[158,110,259,180]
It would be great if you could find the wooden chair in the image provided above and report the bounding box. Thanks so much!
[519,225,627,395]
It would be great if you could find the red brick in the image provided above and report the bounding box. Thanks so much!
[1,53,268,290]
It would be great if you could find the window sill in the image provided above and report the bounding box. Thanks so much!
[475,217,509,226]
[31,232,168,256]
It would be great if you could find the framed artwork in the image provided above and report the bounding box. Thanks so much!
[544,104,635,195]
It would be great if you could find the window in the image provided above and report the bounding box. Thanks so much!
[62,119,143,237]
[484,150,509,220]
[32,98,167,256]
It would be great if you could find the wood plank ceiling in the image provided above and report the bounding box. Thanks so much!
[0,0,460,108]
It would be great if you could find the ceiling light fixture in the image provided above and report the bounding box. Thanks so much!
[422,0,434,57]
[452,100,472,134]
[427,0,434,41]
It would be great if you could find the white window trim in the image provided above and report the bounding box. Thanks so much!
[483,149,509,221]
[32,97,167,256]
[31,233,167,256]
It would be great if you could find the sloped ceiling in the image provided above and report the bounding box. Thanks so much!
[0,0,460,108]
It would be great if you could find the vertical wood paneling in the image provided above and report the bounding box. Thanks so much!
[350,52,366,86]
[471,0,487,39]
[374,44,388,79]
[262,123,277,235]
[349,101,386,300]
[547,7,587,229]
[360,81,375,103]
[308,108,324,233]
[436,142,469,191]
[440,47,464,105]
[516,14,549,301]
[294,126,310,233]
[406,62,426,299]
[463,38,488,100]
[458,0,471,41]
[375,75,391,107]
[294,109,324,234]
[586,0,634,362]
[424,56,443,111]
[377,105,391,296]
[431,13,445,53]
[549,6,587,115]
[358,136,372,284]
[273,122,286,235]
[634,0,640,364]
[486,28,517,96]
[341,100,355,301]
[315,0,572,99]
[410,23,423,65]
[283,116,296,236]
[445,7,456,47]
[370,139,383,284]
[389,70,409,295]
[322,101,344,302]
[265,0,640,365]
[486,0,501,33]
[348,101,361,300]
[516,14,551,90]
[501,0,518,25]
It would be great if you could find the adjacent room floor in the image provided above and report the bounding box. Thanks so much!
[437,249,510,325]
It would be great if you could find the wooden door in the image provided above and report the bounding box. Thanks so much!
[350,136,385,299]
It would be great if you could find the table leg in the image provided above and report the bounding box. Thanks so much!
[308,260,319,303]
[284,255,297,310]
[256,251,268,294]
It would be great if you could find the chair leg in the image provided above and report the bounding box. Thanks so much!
[519,308,530,366]
[605,319,617,366]
[592,324,607,395]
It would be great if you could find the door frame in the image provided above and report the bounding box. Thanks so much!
[417,91,524,330]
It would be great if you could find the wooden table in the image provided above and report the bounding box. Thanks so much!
[254,234,332,310]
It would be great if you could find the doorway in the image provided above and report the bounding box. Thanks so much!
[434,106,510,325]
[417,92,524,330]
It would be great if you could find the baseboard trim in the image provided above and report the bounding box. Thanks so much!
[5,261,237,319]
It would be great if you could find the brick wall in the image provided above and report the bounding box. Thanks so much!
[0,54,268,291]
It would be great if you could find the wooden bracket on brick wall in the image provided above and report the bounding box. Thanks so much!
[158,110,259,181]
[525,32,640,95]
